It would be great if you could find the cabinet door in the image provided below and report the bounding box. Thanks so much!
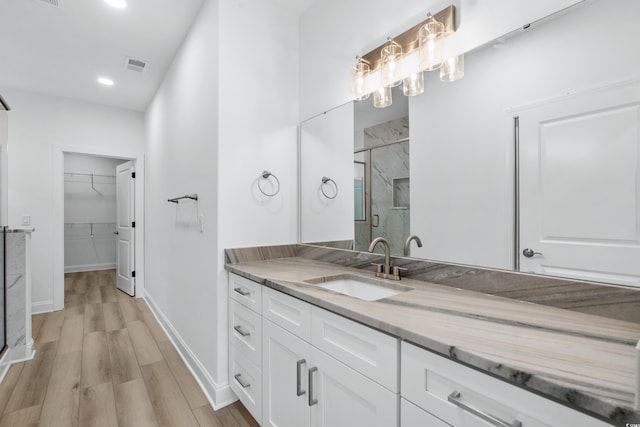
[309,346,398,427]
[263,319,311,427]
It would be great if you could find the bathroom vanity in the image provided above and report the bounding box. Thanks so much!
[225,244,640,426]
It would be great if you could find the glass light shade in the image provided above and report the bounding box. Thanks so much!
[351,61,371,100]
[373,86,392,108]
[440,54,464,82]
[403,72,424,96]
[381,43,403,88]
[418,15,444,71]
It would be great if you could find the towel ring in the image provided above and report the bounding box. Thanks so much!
[321,176,338,199]
[258,171,280,197]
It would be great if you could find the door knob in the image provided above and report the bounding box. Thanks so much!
[522,248,543,258]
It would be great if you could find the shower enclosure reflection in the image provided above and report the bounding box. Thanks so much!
[353,87,411,256]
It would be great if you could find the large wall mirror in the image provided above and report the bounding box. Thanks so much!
[299,0,640,287]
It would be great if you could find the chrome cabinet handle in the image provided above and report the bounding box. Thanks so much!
[234,373,250,389]
[448,391,521,427]
[308,367,318,406]
[296,359,306,396]
[233,325,250,337]
[522,248,542,258]
[233,287,250,296]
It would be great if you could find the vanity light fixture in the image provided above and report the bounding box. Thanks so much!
[440,54,464,82]
[381,38,403,88]
[351,57,371,101]
[403,71,424,96]
[351,4,463,108]
[104,0,127,8]
[373,86,392,108]
[97,77,115,86]
[418,14,445,71]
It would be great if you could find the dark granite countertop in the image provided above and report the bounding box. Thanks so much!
[225,244,640,425]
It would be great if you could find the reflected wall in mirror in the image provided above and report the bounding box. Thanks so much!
[299,0,640,287]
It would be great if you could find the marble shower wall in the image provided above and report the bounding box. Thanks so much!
[6,230,26,355]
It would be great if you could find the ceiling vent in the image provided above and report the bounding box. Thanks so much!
[37,0,59,7]
[124,57,149,74]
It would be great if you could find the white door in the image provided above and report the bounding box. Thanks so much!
[116,161,135,295]
[309,346,398,427]
[262,319,311,427]
[519,81,640,286]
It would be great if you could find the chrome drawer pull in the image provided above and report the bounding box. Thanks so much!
[233,325,250,337]
[296,359,306,396]
[233,287,250,297]
[308,367,318,406]
[448,391,522,427]
[234,373,251,388]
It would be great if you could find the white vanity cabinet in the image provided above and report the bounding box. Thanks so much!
[261,286,399,427]
[229,273,400,427]
[401,342,610,427]
[229,274,263,423]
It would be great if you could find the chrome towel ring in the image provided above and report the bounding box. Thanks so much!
[258,171,280,197]
[321,177,338,199]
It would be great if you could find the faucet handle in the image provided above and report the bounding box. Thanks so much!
[370,263,385,276]
[392,266,408,280]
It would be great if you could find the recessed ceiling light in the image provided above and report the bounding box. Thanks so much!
[104,0,127,9]
[97,77,115,86]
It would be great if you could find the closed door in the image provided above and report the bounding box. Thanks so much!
[519,81,640,286]
[309,346,398,427]
[116,161,135,295]
[262,319,311,427]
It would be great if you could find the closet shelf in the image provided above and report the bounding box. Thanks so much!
[64,172,116,189]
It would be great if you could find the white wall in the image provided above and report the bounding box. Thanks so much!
[144,0,222,405]
[64,154,125,272]
[299,0,582,120]
[145,0,299,408]
[1,87,145,311]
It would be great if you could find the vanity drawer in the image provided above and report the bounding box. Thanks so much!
[229,273,262,314]
[401,398,450,427]
[263,286,311,342]
[401,342,609,427]
[229,299,262,367]
[229,345,262,424]
[311,306,399,393]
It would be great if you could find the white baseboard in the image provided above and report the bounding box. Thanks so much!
[32,300,54,314]
[143,291,237,410]
[0,349,11,384]
[64,263,116,273]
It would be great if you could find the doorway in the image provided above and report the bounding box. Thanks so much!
[63,154,135,296]
[53,146,144,312]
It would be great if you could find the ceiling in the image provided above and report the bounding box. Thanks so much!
[0,0,204,112]
[0,0,319,112]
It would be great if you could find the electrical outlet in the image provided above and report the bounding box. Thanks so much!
[21,215,31,226]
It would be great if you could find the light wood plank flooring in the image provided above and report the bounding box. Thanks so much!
[0,270,258,427]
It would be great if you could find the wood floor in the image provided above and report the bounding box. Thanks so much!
[0,270,258,427]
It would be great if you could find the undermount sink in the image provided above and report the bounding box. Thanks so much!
[305,274,413,301]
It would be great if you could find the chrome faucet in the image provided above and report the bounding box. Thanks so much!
[368,237,406,280]
[404,235,423,256]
